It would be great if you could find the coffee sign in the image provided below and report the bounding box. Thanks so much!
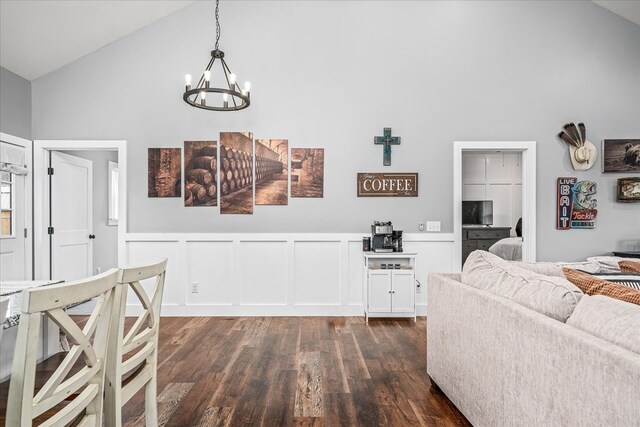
[357,173,418,197]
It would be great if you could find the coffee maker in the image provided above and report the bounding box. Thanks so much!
[371,221,395,253]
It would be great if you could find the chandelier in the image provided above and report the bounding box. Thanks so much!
[183,0,250,111]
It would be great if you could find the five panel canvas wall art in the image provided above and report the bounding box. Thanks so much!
[149,134,326,211]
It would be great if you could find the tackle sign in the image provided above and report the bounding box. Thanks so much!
[557,177,598,230]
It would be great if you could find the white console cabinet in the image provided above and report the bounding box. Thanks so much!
[363,252,417,321]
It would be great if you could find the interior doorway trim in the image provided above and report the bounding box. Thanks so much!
[33,140,127,279]
[0,132,33,279]
[453,141,536,271]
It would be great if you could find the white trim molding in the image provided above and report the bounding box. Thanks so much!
[453,141,537,271]
[33,140,127,280]
[123,232,456,317]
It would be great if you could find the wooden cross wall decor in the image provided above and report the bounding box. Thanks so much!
[374,127,401,166]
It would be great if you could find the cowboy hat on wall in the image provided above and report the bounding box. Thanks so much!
[558,122,597,171]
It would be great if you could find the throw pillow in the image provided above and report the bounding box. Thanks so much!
[563,268,640,306]
[619,260,640,274]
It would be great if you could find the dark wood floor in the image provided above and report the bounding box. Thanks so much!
[0,317,471,426]
[122,316,470,427]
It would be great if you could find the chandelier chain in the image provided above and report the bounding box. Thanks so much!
[215,0,221,50]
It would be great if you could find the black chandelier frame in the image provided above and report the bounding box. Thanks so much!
[183,0,250,112]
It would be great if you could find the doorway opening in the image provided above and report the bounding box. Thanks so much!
[453,141,536,271]
[33,140,127,281]
[0,132,32,281]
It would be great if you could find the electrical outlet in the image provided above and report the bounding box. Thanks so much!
[426,221,441,232]
[191,282,199,293]
[419,221,424,231]
[96,267,102,274]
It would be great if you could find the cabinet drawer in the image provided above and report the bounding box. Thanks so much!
[462,240,478,251]
[467,229,510,240]
[477,240,498,250]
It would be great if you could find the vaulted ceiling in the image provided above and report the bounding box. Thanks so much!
[1,0,638,82]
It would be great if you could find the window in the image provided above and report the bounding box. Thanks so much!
[108,161,119,226]
[0,171,14,237]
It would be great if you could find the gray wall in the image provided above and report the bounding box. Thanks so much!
[60,150,119,274]
[31,1,640,261]
[0,66,31,140]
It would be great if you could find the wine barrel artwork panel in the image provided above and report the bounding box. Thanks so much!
[291,148,324,198]
[255,139,288,205]
[220,132,254,214]
[148,148,181,197]
[184,141,218,207]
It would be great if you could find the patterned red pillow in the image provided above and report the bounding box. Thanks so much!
[619,260,640,274]
[563,268,640,306]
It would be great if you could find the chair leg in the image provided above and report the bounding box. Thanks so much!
[104,385,123,427]
[145,374,159,427]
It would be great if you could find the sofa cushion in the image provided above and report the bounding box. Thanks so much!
[563,268,640,305]
[620,260,640,274]
[511,261,600,277]
[587,256,638,273]
[462,250,583,322]
[567,295,640,354]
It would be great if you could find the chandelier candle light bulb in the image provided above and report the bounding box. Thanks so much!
[182,0,251,111]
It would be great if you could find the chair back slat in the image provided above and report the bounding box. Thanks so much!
[6,269,120,427]
[105,258,167,427]
[22,271,120,314]
[118,258,168,284]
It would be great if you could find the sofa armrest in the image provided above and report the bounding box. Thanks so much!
[427,273,640,427]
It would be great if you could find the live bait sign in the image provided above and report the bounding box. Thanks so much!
[357,173,418,197]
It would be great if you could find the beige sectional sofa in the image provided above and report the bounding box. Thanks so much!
[427,251,640,427]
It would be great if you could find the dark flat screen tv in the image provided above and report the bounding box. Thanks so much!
[462,200,493,225]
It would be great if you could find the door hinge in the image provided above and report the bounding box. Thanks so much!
[47,167,54,176]
[24,228,28,238]
[48,226,54,235]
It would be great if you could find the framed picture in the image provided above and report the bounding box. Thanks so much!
[602,139,640,173]
[617,177,640,203]
[148,148,181,197]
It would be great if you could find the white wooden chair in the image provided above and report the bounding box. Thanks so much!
[6,269,121,427]
[104,258,168,427]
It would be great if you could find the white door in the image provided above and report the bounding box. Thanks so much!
[0,141,27,280]
[368,271,392,312]
[49,151,93,281]
[391,271,415,313]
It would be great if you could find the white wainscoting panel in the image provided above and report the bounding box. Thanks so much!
[186,241,234,305]
[347,241,365,306]
[123,233,455,316]
[239,241,287,305]
[126,241,181,308]
[294,241,342,305]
